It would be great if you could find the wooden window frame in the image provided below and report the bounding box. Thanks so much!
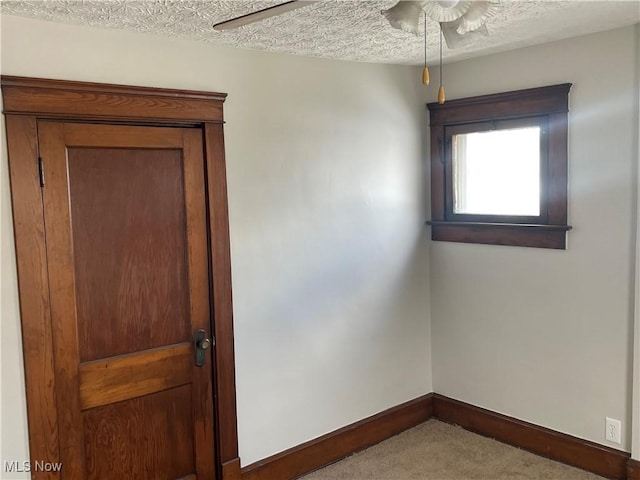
[1,76,241,480]
[427,83,573,249]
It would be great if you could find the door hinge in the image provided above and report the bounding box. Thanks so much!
[38,157,45,187]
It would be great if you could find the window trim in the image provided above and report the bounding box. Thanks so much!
[426,83,572,249]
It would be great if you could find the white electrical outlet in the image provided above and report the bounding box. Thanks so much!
[605,417,622,444]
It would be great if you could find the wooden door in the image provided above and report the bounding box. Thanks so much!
[38,121,216,480]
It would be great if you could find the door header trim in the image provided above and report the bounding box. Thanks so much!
[1,75,226,124]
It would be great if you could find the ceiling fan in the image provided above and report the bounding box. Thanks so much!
[213,0,501,49]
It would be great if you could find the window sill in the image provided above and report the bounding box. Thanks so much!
[426,221,573,249]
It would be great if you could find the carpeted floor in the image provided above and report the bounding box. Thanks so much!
[300,420,605,480]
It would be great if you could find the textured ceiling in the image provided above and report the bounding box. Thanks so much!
[2,1,639,65]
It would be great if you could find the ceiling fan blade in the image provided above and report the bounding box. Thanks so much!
[213,1,318,31]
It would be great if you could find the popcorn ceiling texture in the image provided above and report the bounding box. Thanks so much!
[1,1,638,65]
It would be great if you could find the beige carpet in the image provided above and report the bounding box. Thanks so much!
[301,420,605,480]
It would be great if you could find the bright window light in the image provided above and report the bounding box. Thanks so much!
[453,127,540,216]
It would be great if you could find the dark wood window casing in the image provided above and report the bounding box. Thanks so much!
[427,83,573,249]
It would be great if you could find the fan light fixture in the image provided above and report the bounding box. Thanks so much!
[436,0,461,8]
[380,0,500,103]
[382,1,500,46]
[455,1,500,34]
[422,0,472,23]
[381,1,423,36]
[440,21,488,49]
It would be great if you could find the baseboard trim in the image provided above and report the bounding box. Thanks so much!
[628,459,640,480]
[239,393,631,480]
[222,457,242,480]
[433,394,630,480]
[241,393,433,480]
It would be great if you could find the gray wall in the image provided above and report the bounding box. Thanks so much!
[0,14,432,473]
[426,25,639,452]
[1,11,638,475]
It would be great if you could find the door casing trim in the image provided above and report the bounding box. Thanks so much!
[1,76,239,480]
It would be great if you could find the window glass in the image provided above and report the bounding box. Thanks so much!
[452,127,540,216]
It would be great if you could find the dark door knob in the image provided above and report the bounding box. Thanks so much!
[194,329,213,367]
[200,337,212,350]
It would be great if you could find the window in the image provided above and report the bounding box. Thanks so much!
[427,84,572,249]
[452,122,541,217]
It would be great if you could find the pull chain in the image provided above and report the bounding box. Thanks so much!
[422,12,430,85]
[438,25,445,104]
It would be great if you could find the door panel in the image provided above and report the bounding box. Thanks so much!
[78,342,192,410]
[68,147,190,362]
[38,122,216,479]
[83,385,194,480]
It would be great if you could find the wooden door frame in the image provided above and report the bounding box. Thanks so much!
[1,76,240,480]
